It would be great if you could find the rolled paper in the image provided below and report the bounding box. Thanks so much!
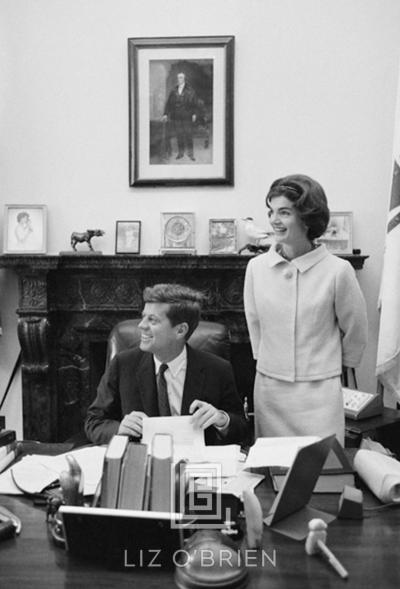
[353,449,400,503]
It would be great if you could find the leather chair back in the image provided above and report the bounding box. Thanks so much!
[106,319,230,366]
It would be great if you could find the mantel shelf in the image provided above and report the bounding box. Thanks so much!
[0,252,369,271]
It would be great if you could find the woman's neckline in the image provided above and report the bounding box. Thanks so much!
[276,242,319,261]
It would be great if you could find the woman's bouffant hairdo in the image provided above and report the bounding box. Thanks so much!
[265,174,330,241]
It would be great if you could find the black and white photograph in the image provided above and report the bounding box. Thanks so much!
[316,212,353,254]
[2,3,400,587]
[128,36,234,186]
[115,220,141,254]
[209,218,237,254]
[3,204,47,254]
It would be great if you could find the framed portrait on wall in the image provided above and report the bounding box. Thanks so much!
[128,36,234,187]
[209,218,237,254]
[3,204,47,254]
[316,211,353,254]
[115,220,141,254]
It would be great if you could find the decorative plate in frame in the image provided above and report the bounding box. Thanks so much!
[160,212,196,255]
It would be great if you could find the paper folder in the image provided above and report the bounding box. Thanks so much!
[264,435,337,540]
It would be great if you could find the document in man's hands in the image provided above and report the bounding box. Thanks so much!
[141,416,205,463]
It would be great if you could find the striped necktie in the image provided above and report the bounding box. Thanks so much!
[157,363,171,416]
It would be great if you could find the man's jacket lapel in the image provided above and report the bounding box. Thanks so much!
[180,346,205,415]
[135,353,158,416]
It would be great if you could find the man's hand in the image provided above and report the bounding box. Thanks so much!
[162,115,168,122]
[189,400,229,431]
[117,411,148,438]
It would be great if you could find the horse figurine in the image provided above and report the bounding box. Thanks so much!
[70,229,105,251]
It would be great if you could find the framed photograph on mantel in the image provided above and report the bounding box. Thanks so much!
[316,211,353,254]
[115,220,141,254]
[128,36,234,187]
[3,204,47,254]
[209,218,237,254]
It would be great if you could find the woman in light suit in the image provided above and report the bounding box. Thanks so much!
[244,174,368,444]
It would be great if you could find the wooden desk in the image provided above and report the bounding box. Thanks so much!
[345,407,400,456]
[1,470,399,587]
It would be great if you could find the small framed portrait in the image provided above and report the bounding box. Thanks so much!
[115,220,141,254]
[316,211,353,254]
[209,218,237,254]
[3,204,47,254]
[128,36,234,187]
[160,212,196,255]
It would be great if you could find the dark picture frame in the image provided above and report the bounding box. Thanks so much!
[115,220,141,254]
[128,36,234,187]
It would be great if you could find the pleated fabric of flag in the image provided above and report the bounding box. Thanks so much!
[376,75,400,402]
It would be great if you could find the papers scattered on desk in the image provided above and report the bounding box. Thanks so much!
[9,445,106,495]
[0,467,23,494]
[219,471,265,499]
[245,436,320,468]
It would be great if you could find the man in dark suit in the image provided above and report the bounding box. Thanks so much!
[162,72,198,161]
[85,283,247,446]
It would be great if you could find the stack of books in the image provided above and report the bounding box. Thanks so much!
[0,429,19,473]
[99,434,173,512]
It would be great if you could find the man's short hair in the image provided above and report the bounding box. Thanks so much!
[143,283,203,339]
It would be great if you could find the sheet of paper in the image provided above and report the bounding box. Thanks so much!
[199,445,242,477]
[142,416,205,462]
[10,445,106,495]
[220,471,265,499]
[245,436,320,468]
[0,467,23,495]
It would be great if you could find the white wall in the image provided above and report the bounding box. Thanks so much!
[1,0,400,432]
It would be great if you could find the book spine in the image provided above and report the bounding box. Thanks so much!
[0,430,16,447]
[150,457,172,512]
[0,440,17,461]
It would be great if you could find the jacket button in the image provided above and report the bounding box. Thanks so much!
[284,270,293,279]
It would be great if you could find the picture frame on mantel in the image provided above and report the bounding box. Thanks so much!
[3,204,47,254]
[316,211,353,254]
[209,218,237,254]
[115,220,141,254]
[128,35,234,187]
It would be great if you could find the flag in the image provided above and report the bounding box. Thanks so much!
[376,68,400,402]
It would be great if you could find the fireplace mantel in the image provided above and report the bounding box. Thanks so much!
[0,252,368,441]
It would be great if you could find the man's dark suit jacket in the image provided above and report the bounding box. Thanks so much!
[85,345,248,446]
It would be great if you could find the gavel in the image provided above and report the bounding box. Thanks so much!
[305,518,348,580]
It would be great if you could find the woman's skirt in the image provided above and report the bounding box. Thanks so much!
[254,372,344,445]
